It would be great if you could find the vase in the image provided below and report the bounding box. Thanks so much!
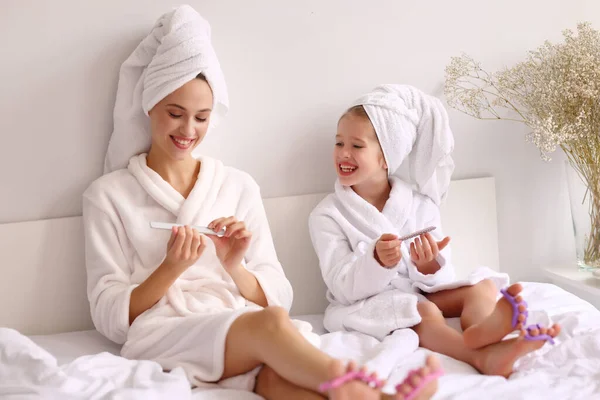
[565,161,600,270]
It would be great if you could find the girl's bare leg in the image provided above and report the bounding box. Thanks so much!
[414,302,481,366]
[462,283,528,349]
[414,301,561,378]
[425,279,498,330]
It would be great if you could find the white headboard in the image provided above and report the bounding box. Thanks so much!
[0,177,499,335]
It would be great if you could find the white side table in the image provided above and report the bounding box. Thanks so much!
[541,266,600,309]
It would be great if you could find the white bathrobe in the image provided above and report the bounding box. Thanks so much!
[309,177,509,340]
[83,154,299,388]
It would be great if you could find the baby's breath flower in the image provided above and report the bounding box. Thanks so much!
[444,22,600,163]
[444,22,600,267]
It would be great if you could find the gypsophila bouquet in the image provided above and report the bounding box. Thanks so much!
[445,22,600,268]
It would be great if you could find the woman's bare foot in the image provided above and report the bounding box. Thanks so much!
[463,283,527,349]
[325,360,383,400]
[474,323,561,378]
[394,355,442,400]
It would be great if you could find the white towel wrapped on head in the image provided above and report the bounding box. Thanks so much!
[104,4,229,174]
[351,84,454,206]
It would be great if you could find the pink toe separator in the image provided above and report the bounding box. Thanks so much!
[318,370,384,392]
[397,368,444,400]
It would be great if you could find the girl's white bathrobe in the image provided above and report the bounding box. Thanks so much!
[309,177,508,340]
[83,154,307,388]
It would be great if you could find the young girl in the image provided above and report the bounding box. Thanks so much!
[309,84,561,378]
[84,6,441,400]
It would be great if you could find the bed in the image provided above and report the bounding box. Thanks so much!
[1,177,599,399]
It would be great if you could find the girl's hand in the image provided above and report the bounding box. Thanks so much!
[374,233,402,268]
[410,233,450,274]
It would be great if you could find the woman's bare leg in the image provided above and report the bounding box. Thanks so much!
[256,358,442,400]
[395,355,441,400]
[255,366,325,400]
[221,306,382,399]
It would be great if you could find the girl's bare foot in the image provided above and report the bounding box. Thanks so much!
[463,283,527,349]
[395,355,442,400]
[475,324,561,378]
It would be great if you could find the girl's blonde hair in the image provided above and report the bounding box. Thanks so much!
[343,105,369,120]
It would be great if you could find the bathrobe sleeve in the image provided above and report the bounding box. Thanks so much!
[239,176,293,311]
[308,210,399,305]
[405,199,455,288]
[83,195,138,345]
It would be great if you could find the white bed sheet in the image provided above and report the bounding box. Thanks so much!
[15,283,600,399]
[379,282,600,399]
[21,314,326,400]
[27,314,327,366]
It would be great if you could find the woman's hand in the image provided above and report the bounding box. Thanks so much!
[208,216,252,273]
[129,225,207,325]
[162,226,207,273]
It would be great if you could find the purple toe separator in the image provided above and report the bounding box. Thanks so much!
[501,288,528,328]
[524,324,555,345]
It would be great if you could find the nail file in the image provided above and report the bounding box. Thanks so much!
[150,221,226,237]
[398,226,436,241]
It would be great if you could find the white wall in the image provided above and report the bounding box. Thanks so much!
[0,0,587,281]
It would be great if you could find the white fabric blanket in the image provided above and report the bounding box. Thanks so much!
[4,283,598,399]
[83,154,296,388]
[309,176,509,340]
[0,328,192,399]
